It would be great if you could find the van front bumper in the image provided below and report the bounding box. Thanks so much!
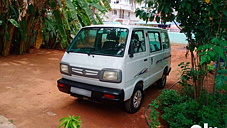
[57,78,124,102]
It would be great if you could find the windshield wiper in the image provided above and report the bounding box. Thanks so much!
[80,47,95,50]
[87,51,96,56]
[66,50,75,53]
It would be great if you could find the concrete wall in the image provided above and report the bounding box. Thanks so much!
[168,32,188,44]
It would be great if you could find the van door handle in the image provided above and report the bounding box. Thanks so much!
[144,59,147,62]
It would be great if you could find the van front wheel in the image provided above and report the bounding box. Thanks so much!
[124,85,143,113]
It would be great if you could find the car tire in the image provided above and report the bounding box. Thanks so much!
[124,84,143,113]
[156,70,167,89]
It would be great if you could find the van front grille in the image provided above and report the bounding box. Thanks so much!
[71,67,99,79]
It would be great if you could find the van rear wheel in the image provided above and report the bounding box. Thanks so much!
[124,85,143,113]
[156,71,167,89]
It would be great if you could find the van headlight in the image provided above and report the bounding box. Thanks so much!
[99,69,122,83]
[60,63,70,75]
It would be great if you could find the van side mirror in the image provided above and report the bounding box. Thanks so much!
[129,42,134,58]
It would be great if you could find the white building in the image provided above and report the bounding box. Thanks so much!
[104,0,141,25]
[104,0,181,32]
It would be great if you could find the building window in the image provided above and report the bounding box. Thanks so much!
[113,10,117,15]
[128,12,130,17]
[129,0,133,4]
[125,0,132,4]
[114,0,119,4]
[120,10,124,18]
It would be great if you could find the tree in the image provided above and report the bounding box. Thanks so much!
[135,0,227,98]
[44,0,112,49]
[0,0,111,56]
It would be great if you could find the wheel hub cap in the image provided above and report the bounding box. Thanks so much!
[133,90,142,108]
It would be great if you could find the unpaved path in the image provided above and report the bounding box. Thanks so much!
[0,44,188,128]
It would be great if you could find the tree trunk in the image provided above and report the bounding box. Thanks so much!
[22,15,35,53]
[35,29,42,49]
[3,25,15,56]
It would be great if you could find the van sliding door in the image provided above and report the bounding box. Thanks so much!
[146,31,165,88]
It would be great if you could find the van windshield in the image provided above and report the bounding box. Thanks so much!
[67,27,128,57]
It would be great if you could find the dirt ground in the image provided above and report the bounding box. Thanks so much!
[0,44,190,128]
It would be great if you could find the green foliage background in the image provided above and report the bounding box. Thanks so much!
[0,0,111,56]
[135,0,227,96]
[135,0,227,127]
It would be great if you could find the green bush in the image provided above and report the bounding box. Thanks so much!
[155,89,181,109]
[58,115,81,128]
[149,88,227,128]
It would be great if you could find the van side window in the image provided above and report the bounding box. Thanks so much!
[130,30,146,53]
[161,32,170,49]
[148,32,161,52]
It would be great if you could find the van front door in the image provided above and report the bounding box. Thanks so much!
[125,30,149,91]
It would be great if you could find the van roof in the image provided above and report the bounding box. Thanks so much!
[83,24,167,31]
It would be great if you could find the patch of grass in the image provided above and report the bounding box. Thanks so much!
[9,119,13,123]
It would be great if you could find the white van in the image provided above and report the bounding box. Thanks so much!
[57,25,171,113]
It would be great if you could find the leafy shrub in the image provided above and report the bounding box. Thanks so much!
[149,88,227,128]
[148,100,161,128]
[59,115,81,128]
[197,105,225,127]
[162,100,198,127]
[155,89,181,109]
[179,85,194,100]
